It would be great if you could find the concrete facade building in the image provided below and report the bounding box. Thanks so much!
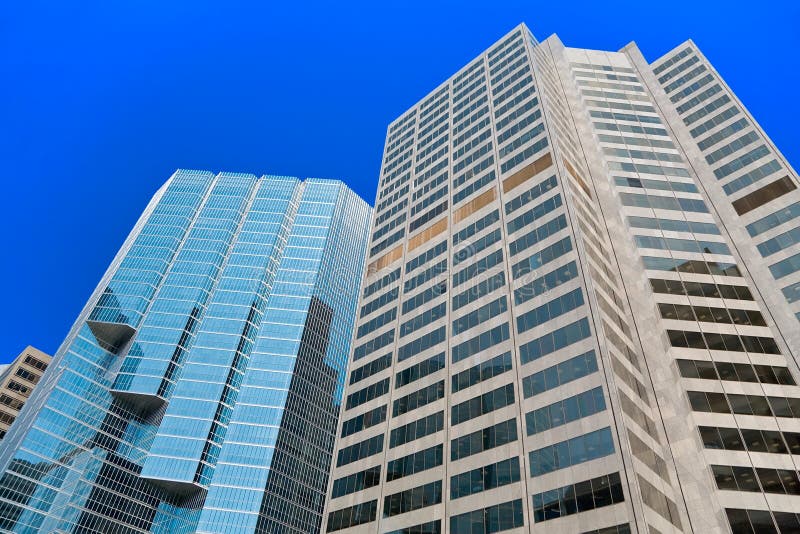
[0,347,51,442]
[324,24,800,534]
[0,171,371,533]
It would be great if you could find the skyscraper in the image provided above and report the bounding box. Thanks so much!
[0,171,371,533]
[324,24,800,534]
[0,347,51,442]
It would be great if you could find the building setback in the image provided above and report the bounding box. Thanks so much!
[324,23,800,534]
[0,347,51,442]
[0,171,371,533]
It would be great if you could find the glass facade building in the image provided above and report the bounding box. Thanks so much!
[324,24,800,534]
[0,171,371,533]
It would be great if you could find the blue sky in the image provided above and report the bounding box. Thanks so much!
[1,0,798,362]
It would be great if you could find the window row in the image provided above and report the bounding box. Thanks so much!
[532,472,624,523]
[454,296,507,336]
[526,386,606,436]
[326,500,377,532]
[451,418,518,461]
[649,277,752,301]
[529,427,615,477]
[349,353,392,386]
[331,465,380,499]
[642,256,741,277]
[393,380,445,417]
[396,352,445,389]
[452,352,512,394]
[726,508,800,534]
[517,288,584,334]
[676,358,795,385]
[522,350,598,398]
[390,411,444,448]
[386,444,443,482]
[341,405,386,438]
[451,457,521,499]
[346,378,389,410]
[699,425,800,455]
[453,271,505,311]
[452,383,515,426]
[451,323,510,364]
[450,499,525,534]
[659,302,765,327]
[688,390,800,418]
[399,326,446,363]
[668,329,780,355]
[712,464,800,495]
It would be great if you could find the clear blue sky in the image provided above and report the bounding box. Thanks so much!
[1,0,798,362]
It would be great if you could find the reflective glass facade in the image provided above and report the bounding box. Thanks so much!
[0,170,370,533]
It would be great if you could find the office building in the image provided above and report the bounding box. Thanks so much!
[0,171,371,533]
[324,23,800,534]
[0,347,51,442]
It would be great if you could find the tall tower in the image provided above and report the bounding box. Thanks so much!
[324,24,800,534]
[0,346,51,442]
[0,171,371,533]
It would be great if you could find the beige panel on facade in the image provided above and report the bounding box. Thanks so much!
[502,152,553,192]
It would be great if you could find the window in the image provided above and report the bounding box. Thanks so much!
[532,472,624,523]
[451,418,517,461]
[451,457,521,499]
[676,358,795,385]
[699,425,799,455]
[326,500,377,532]
[517,288,584,334]
[346,378,390,410]
[452,383,515,425]
[452,352,512,393]
[511,236,573,279]
[337,435,384,467]
[642,256,741,277]
[668,329,780,354]
[357,308,397,338]
[390,411,444,448]
[453,297,507,335]
[450,499,524,533]
[688,390,800,418]
[386,445,443,481]
[331,466,380,499]
[508,214,568,257]
[504,175,558,215]
[396,353,445,388]
[522,350,598,398]
[400,303,446,338]
[659,302,765,327]
[453,249,503,287]
[385,521,441,534]
[398,326,446,363]
[341,405,387,438]
[649,278,752,300]
[747,201,800,237]
[353,330,395,362]
[360,287,399,318]
[452,323,510,364]
[452,271,505,311]
[349,353,392,386]
[514,261,579,305]
[530,427,615,476]
[726,509,800,534]
[519,317,592,365]
[383,480,442,517]
[526,386,606,435]
[393,380,445,417]
[712,464,800,495]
